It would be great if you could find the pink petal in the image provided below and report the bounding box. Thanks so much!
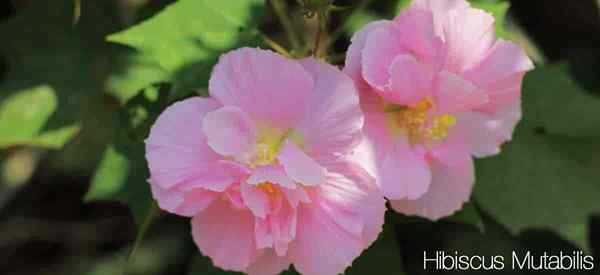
[321,159,385,246]
[254,202,298,255]
[202,106,256,159]
[344,20,390,82]
[145,97,230,190]
[277,141,326,186]
[191,199,259,272]
[288,204,364,275]
[464,40,534,111]
[393,5,444,66]
[454,103,521,157]
[387,54,434,105]
[442,7,496,73]
[282,187,311,208]
[350,92,395,183]
[247,165,296,189]
[209,47,314,129]
[434,71,488,115]
[150,183,219,217]
[246,249,291,275]
[288,160,385,275]
[241,183,270,218]
[465,40,534,85]
[295,58,364,159]
[390,157,474,220]
[361,23,404,90]
[430,130,471,166]
[381,140,432,200]
[411,0,470,36]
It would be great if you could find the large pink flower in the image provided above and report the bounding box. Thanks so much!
[145,48,385,275]
[345,0,534,220]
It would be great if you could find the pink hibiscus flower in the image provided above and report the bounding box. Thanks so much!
[344,0,534,220]
[145,48,385,275]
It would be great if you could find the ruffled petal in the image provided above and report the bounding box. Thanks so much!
[434,71,488,115]
[247,165,296,189]
[454,103,521,157]
[241,183,270,218]
[361,23,404,90]
[380,140,432,200]
[209,47,314,128]
[390,157,474,220]
[246,249,291,275]
[411,0,470,36]
[150,183,219,217]
[145,97,230,190]
[202,106,256,160]
[464,40,534,112]
[442,6,496,73]
[288,203,364,275]
[295,58,364,159]
[387,54,434,105]
[278,141,327,186]
[344,20,390,83]
[191,199,259,272]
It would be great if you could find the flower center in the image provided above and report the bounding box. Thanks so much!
[385,98,456,144]
[257,181,280,195]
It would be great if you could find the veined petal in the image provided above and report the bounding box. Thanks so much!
[278,141,327,186]
[209,47,314,129]
[203,106,257,160]
[390,157,474,220]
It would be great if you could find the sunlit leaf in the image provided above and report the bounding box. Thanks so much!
[107,0,265,100]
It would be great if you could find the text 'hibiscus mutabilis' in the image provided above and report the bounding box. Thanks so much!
[345,0,534,220]
[145,48,385,275]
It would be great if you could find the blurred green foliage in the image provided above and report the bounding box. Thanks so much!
[0,0,599,274]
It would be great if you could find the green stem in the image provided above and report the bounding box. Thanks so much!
[313,11,323,57]
[323,0,373,51]
[73,0,81,25]
[128,202,159,267]
[260,33,294,58]
[271,0,302,51]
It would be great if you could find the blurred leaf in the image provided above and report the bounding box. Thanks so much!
[85,145,130,201]
[344,10,379,35]
[345,213,406,275]
[106,54,169,104]
[85,87,168,224]
[0,86,79,148]
[0,0,162,164]
[107,0,265,100]
[474,64,600,249]
[395,0,411,14]
[470,0,510,38]
[445,202,485,233]
[187,254,239,275]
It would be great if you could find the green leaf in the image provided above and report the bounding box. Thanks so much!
[445,202,485,233]
[346,213,406,275]
[107,0,265,100]
[85,145,130,201]
[85,87,168,224]
[474,64,600,249]
[187,254,239,275]
[344,10,379,35]
[0,86,80,148]
[470,0,510,38]
[0,0,162,154]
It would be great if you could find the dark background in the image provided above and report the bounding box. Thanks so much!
[0,0,599,274]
